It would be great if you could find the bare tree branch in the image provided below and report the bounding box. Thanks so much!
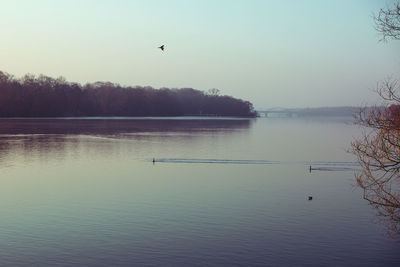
[374,2,400,41]
[351,76,400,237]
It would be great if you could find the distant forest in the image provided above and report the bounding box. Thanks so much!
[258,106,361,117]
[0,71,256,117]
[294,106,359,117]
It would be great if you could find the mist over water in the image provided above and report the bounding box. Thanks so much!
[0,117,398,266]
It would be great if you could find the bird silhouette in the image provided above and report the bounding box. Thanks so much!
[158,45,164,51]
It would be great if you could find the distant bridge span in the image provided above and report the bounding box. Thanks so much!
[257,108,297,117]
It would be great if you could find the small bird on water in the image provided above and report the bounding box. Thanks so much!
[158,45,164,51]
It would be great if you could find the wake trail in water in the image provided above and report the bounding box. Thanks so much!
[150,158,360,171]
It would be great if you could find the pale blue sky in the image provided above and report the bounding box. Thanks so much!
[0,0,399,108]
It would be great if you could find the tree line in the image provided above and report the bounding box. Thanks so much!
[0,71,256,117]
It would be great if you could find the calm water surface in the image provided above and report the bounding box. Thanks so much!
[0,117,398,266]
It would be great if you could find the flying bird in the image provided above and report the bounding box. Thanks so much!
[158,45,164,51]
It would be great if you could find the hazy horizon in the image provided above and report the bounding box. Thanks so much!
[1,0,399,109]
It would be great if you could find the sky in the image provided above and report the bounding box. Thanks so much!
[0,0,399,109]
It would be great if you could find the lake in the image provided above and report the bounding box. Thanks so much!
[0,117,398,266]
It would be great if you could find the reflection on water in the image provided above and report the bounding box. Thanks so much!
[0,117,252,135]
[0,117,399,266]
[0,118,252,168]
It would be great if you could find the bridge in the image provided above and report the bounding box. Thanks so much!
[257,108,298,118]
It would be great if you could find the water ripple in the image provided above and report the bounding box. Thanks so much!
[150,158,360,171]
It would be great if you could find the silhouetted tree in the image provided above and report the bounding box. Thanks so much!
[207,88,220,96]
[351,1,400,237]
[375,1,400,41]
[352,81,400,236]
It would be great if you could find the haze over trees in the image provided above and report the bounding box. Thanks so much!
[351,1,400,236]
[0,71,256,117]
